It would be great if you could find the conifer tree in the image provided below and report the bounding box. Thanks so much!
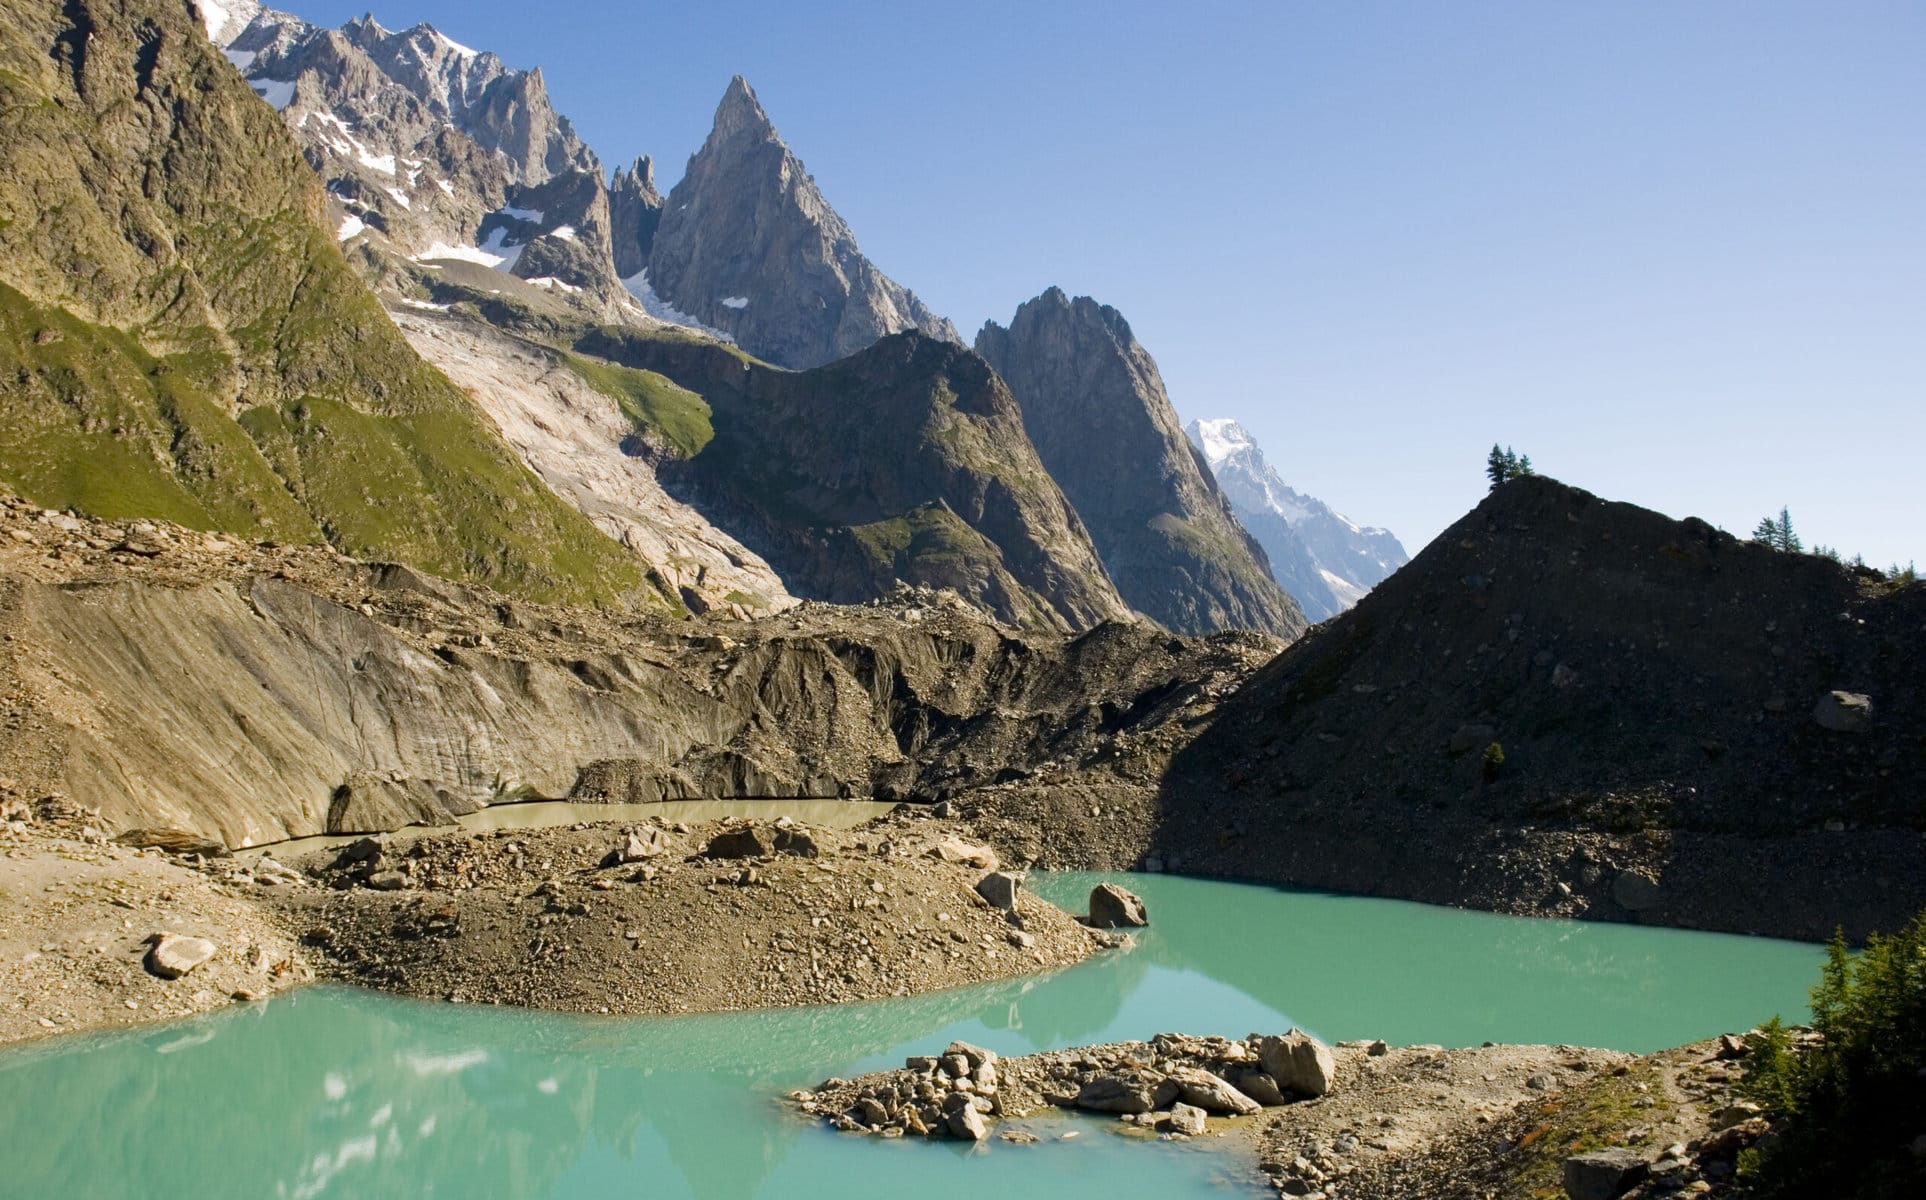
[1486,445,1531,490]
[1752,506,1803,553]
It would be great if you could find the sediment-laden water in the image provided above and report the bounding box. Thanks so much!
[0,874,1823,1200]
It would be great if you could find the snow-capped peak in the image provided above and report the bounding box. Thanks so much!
[1184,416,1409,623]
[196,0,264,45]
[1191,417,1252,466]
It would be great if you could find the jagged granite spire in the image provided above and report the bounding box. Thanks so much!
[1184,418,1408,622]
[977,289,1306,638]
[609,155,663,278]
[647,76,960,369]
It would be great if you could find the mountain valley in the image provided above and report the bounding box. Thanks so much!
[0,2,1917,1198]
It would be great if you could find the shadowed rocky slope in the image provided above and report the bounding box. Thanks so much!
[574,324,1134,632]
[1146,475,1926,937]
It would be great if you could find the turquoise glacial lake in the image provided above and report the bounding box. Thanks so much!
[0,873,1825,1200]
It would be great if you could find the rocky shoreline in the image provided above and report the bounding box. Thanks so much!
[0,797,1125,1043]
[796,1028,1784,1200]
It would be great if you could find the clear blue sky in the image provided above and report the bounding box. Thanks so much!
[301,1,1925,565]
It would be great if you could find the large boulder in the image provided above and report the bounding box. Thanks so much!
[1088,882,1148,928]
[1228,1069,1287,1106]
[946,1105,989,1141]
[1074,1073,1167,1114]
[1167,1103,1208,1136]
[1166,1066,1262,1115]
[704,826,770,859]
[144,934,217,980]
[1562,1148,1648,1200]
[975,871,1022,911]
[1812,690,1873,733]
[604,828,666,866]
[1253,1029,1337,1097]
[930,837,999,870]
[1612,869,1664,912]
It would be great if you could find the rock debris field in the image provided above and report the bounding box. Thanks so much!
[283,809,1120,1014]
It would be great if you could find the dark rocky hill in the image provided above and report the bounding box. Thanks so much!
[977,289,1305,638]
[1147,475,1925,938]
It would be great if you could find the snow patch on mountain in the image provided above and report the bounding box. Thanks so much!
[1185,417,1408,623]
[620,271,735,343]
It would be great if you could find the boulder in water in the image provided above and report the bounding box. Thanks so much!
[1087,882,1148,928]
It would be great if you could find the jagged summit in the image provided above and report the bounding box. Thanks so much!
[713,74,775,139]
[1184,418,1408,622]
[609,154,665,278]
[977,290,1305,637]
[645,75,960,369]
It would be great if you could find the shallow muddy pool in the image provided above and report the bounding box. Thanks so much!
[0,873,1823,1200]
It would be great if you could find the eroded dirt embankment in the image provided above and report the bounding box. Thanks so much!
[0,489,1270,849]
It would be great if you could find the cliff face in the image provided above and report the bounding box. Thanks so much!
[0,495,1256,845]
[646,77,959,369]
[0,0,645,604]
[573,326,1133,632]
[977,289,1305,638]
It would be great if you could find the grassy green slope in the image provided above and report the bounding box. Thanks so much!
[0,0,646,605]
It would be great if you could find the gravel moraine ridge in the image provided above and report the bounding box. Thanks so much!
[274,810,1115,1015]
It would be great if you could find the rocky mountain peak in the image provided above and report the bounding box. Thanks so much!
[713,74,776,141]
[609,155,664,277]
[1183,418,1407,623]
[196,0,266,44]
[645,76,960,369]
[614,154,658,194]
[976,291,1305,637]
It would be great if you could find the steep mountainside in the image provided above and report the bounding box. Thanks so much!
[390,307,795,617]
[647,77,960,369]
[977,289,1305,638]
[1186,418,1408,621]
[0,0,644,604]
[570,325,1133,631]
[1147,475,1926,938]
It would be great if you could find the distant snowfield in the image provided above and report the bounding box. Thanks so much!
[414,239,510,269]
